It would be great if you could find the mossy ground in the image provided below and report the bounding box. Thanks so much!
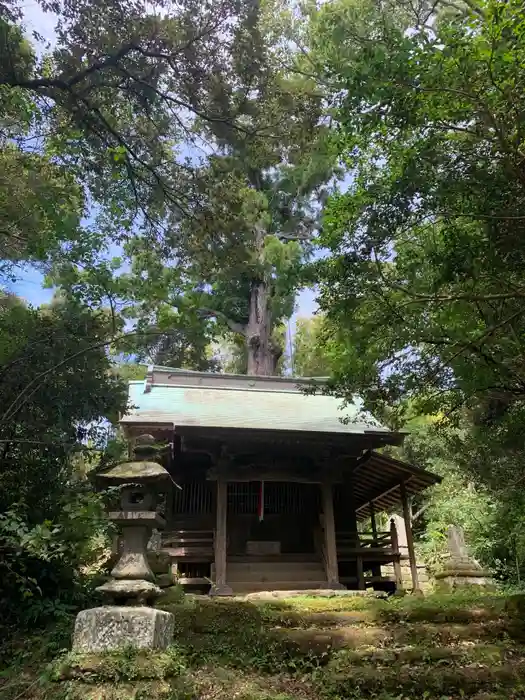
[2,591,525,699]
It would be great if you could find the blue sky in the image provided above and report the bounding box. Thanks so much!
[9,267,54,306]
[9,266,318,319]
[12,2,320,323]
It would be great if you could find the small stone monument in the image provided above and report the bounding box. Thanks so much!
[435,525,494,591]
[73,435,175,652]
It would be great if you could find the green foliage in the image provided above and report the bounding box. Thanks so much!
[113,362,148,382]
[0,17,83,286]
[395,421,496,573]
[303,0,525,568]
[0,294,127,629]
[215,333,249,375]
[309,0,525,422]
[118,303,221,373]
[292,315,333,377]
[0,490,110,619]
[162,585,186,606]
[0,146,83,283]
[1,0,329,376]
[1,0,269,232]
[390,416,525,584]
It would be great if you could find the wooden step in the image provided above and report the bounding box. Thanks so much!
[163,531,213,542]
[228,561,324,572]
[229,581,329,593]
[162,537,213,549]
[227,571,326,581]
[162,546,214,560]
[227,571,327,583]
[164,530,213,535]
[161,528,214,562]
[227,554,319,563]
[227,561,326,584]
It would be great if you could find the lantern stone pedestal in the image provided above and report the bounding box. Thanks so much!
[73,606,174,653]
[72,436,175,653]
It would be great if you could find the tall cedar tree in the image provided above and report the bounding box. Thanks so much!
[110,0,335,375]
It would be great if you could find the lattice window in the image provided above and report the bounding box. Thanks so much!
[227,482,258,514]
[172,480,213,514]
[227,482,318,515]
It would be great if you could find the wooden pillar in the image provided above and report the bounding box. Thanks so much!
[400,482,420,593]
[210,479,232,596]
[369,501,381,580]
[370,501,378,545]
[356,553,365,590]
[390,518,403,590]
[321,482,345,589]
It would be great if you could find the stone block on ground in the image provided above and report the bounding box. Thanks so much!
[434,571,495,591]
[434,524,495,592]
[72,606,174,653]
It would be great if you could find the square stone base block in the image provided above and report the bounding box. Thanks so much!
[435,575,495,592]
[73,606,174,653]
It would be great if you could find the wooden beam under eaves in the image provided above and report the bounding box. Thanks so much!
[355,477,412,516]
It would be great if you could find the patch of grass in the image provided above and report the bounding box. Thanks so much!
[58,678,196,700]
[0,616,75,700]
[3,590,525,700]
[320,660,525,698]
[52,646,187,683]
[376,591,506,624]
[158,584,185,606]
[158,597,343,673]
[190,666,317,700]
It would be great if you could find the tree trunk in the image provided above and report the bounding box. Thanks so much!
[246,280,278,376]
[245,224,283,376]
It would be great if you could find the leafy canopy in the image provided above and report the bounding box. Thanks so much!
[0,293,128,627]
[309,0,525,425]
[59,0,338,372]
[292,315,334,377]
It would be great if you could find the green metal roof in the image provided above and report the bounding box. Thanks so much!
[121,367,393,436]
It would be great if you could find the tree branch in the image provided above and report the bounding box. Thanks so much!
[396,288,525,305]
[197,308,246,335]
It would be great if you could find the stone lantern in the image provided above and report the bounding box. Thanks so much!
[72,436,175,653]
[435,525,494,591]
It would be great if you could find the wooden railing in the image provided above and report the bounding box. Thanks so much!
[335,522,403,590]
[336,530,393,553]
[356,531,393,549]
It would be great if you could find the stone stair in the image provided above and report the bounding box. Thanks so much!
[226,557,328,593]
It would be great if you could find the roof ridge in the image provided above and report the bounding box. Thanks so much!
[148,365,329,385]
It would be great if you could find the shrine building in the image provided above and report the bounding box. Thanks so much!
[120,366,440,595]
